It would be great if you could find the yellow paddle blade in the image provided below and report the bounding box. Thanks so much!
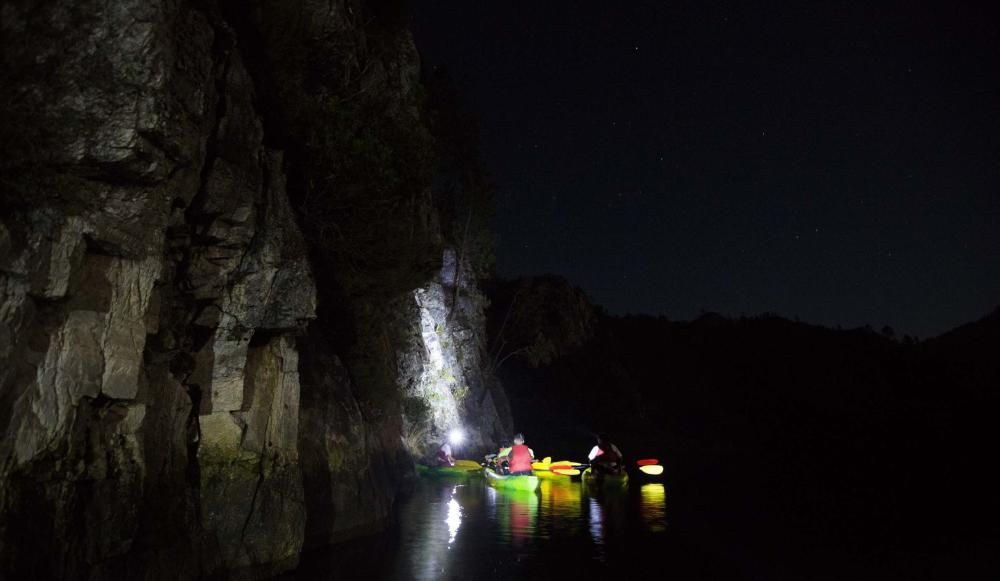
[531,462,551,471]
[640,465,664,476]
[453,459,481,469]
[542,456,552,464]
[551,468,580,476]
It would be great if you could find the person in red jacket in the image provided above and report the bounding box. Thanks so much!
[507,433,535,475]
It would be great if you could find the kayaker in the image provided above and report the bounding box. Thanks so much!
[496,441,513,473]
[436,442,455,467]
[507,433,535,476]
[588,434,623,475]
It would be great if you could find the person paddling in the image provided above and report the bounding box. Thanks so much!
[495,440,513,473]
[436,442,455,467]
[507,433,535,476]
[588,433,623,475]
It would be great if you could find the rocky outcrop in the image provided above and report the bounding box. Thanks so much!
[0,0,510,579]
[401,248,512,456]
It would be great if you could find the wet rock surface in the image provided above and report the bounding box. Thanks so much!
[0,1,510,578]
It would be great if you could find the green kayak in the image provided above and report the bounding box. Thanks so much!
[485,467,540,492]
[581,467,629,490]
[416,463,482,478]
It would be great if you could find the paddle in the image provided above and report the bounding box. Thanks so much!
[551,467,581,476]
[636,459,664,476]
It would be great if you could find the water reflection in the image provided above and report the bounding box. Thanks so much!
[537,478,583,537]
[299,477,674,580]
[640,483,667,532]
[446,495,462,544]
[411,484,465,579]
[586,487,627,556]
[588,497,604,549]
[487,486,539,546]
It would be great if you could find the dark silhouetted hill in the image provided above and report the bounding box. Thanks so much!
[488,277,1000,579]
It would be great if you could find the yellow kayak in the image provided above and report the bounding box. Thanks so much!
[416,460,482,478]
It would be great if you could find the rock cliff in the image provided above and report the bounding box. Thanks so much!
[0,1,510,578]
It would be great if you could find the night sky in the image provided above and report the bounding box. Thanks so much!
[410,1,999,338]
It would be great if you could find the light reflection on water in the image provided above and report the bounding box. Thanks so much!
[285,477,673,580]
[387,477,668,580]
[446,495,461,545]
[488,485,539,546]
[640,483,667,532]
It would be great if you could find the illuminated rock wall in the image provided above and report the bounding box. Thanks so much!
[0,0,509,578]
[404,248,512,457]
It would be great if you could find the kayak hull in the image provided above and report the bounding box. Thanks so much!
[485,467,540,491]
[581,467,629,489]
[416,463,482,478]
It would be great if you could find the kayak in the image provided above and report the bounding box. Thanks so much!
[581,467,629,489]
[416,461,482,478]
[485,467,540,492]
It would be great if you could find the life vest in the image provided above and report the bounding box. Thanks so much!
[508,444,533,473]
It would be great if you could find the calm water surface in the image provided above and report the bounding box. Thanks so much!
[290,476,733,580]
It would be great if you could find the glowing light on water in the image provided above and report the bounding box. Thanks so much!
[640,483,667,533]
[589,497,604,546]
[446,497,462,545]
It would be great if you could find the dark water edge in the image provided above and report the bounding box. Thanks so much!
[283,463,1000,581]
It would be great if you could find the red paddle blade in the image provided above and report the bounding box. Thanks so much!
[637,458,659,466]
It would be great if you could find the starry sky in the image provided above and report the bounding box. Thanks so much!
[410,0,999,338]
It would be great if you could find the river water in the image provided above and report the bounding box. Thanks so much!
[284,462,1000,580]
[288,475,741,580]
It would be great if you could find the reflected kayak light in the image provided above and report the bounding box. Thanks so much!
[639,465,664,476]
[637,459,659,466]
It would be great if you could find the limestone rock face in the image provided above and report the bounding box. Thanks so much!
[1,0,510,579]
[400,248,512,457]
[0,1,317,577]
